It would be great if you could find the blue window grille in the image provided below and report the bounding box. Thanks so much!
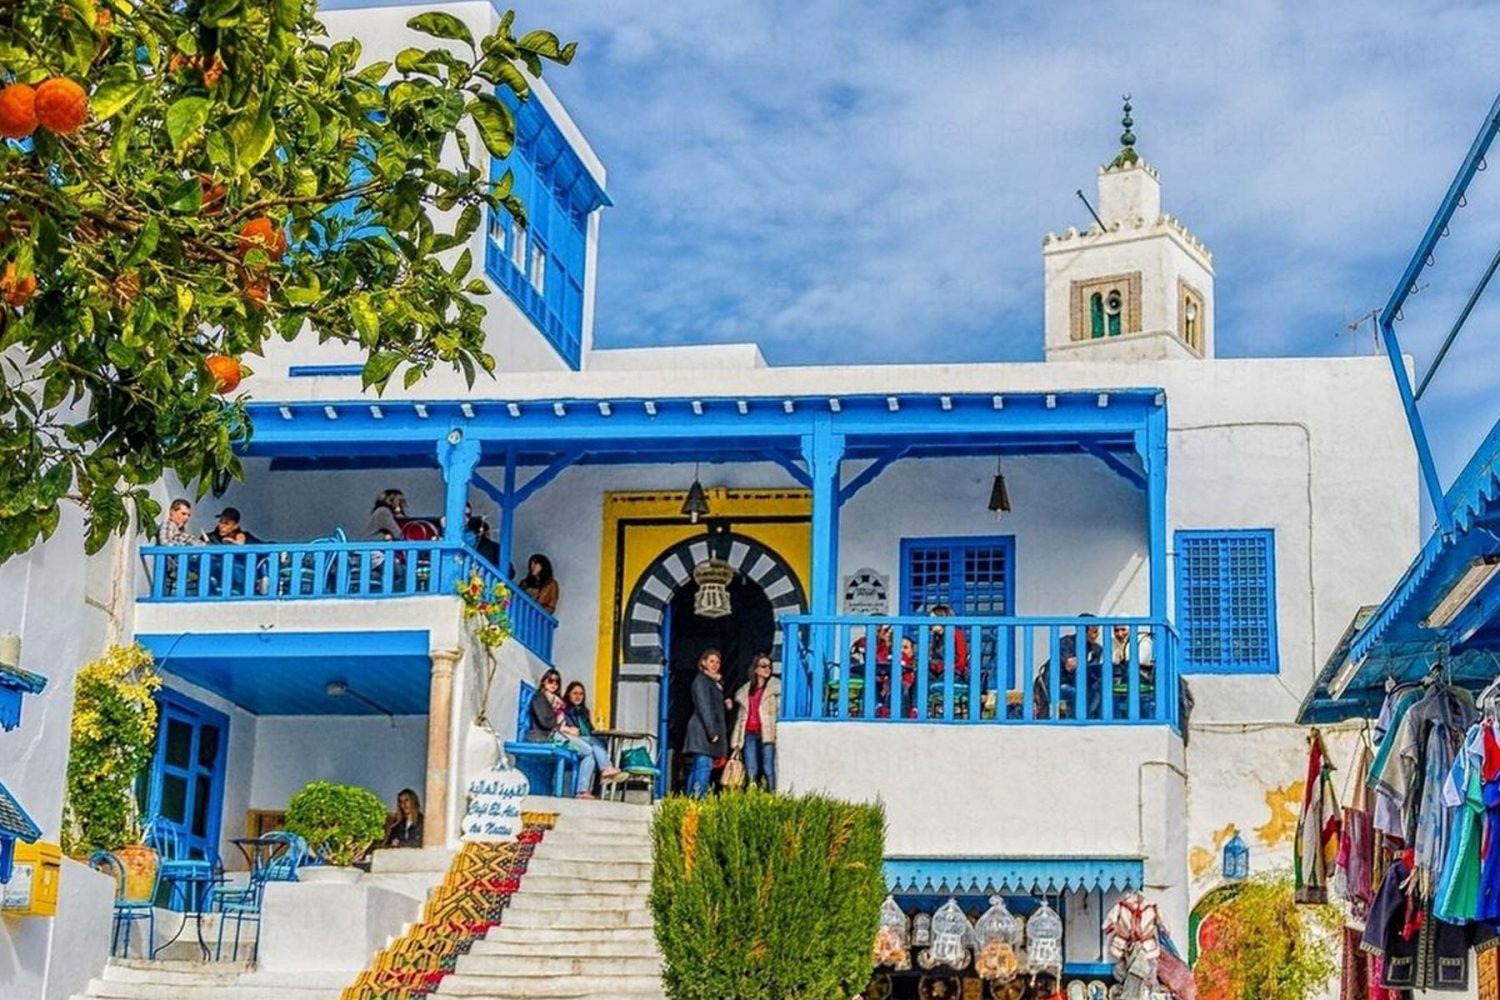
[1174,529,1278,674]
[484,91,608,370]
[900,536,1016,689]
[900,536,1015,616]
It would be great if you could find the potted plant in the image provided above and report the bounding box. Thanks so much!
[283,781,387,883]
[62,644,162,899]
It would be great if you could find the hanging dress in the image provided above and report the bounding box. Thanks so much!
[1297,729,1342,903]
[1476,723,1500,922]
[1435,723,1484,922]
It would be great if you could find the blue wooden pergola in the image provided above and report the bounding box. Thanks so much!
[242,389,1172,625]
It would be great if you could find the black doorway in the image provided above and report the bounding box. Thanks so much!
[664,576,775,792]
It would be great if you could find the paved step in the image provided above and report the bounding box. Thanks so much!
[522,858,653,881]
[370,847,457,874]
[76,966,346,1000]
[530,842,652,863]
[506,890,649,913]
[454,953,662,977]
[481,924,658,945]
[516,874,650,896]
[501,906,653,930]
[526,798,654,822]
[546,829,652,846]
[470,936,658,959]
[435,973,665,997]
[548,815,658,836]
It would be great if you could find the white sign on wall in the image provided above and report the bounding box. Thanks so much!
[843,568,890,615]
[460,767,529,843]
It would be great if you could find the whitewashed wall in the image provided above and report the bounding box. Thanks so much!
[248,716,427,815]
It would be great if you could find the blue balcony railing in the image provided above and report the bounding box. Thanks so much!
[140,542,557,664]
[781,615,1179,729]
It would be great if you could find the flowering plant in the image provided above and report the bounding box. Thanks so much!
[459,573,512,650]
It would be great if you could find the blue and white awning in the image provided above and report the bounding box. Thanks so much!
[0,662,47,732]
[885,857,1144,896]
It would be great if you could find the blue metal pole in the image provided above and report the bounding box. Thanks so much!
[1142,405,1169,620]
[1376,90,1500,535]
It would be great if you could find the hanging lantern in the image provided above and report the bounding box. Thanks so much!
[211,468,233,499]
[1025,901,1063,975]
[987,458,1010,517]
[692,559,735,619]
[681,477,710,523]
[1222,830,1250,880]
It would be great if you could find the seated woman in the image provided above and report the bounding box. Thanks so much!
[384,788,423,848]
[526,670,618,798]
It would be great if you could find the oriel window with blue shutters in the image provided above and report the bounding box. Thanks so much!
[1174,529,1278,674]
[483,89,609,370]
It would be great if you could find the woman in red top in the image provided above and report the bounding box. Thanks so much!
[731,654,781,790]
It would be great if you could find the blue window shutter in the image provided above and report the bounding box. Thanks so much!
[481,90,605,371]
[900,536,1014,616]
[1174,529,1278,674]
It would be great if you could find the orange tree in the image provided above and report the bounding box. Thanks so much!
[0,0,575,558]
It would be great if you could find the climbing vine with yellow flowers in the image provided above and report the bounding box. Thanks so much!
[62,643,161,855]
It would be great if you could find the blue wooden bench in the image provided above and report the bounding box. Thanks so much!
[503,681,581,797]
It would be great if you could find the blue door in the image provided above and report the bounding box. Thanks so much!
[149,691,229,862]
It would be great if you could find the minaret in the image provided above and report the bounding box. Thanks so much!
[1042,97,1215,361]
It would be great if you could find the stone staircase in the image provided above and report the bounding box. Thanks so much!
[73,797,663,1000]
[435,797,664,999]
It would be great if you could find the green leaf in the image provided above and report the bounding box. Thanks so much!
[353,61,391,84]
[362,352,400,388]
[467,94,515,159]
[201,0,243,27]
[165,97,212,153]
[229,101,275,174]
[349,294,380,344]
[164,177,203,214]
[452,203,481,243]
[123,218,159,267]
[274,0,302,30]
[394,47,426,74]
[407,11,474,51]
[91,77,146,122]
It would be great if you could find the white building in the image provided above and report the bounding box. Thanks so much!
[1,3,1422,997]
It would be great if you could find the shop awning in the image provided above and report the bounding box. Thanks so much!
[885,857,1144,896]
[0,662,47,732]
[0,780,41,843]
[1298,412,1500,724]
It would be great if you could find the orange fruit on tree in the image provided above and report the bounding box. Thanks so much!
[0,84,38,139]
[242,273,270,308]
[95,8,112,28]
[0,262,36,308]
[34,78,88,134]
[205,354,242,394]
[238,217,287,261]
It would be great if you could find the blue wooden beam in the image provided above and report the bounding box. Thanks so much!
[498,449,518,579]
[839,447,907,504]
[1143,407,1169,627]
[1083,443,1146,491]
[762,449,812,488]
[512,448,585,504]
[241,393,1162,456]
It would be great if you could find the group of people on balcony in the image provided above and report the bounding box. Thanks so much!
[840,611,1163,722]
[154,490,562,615]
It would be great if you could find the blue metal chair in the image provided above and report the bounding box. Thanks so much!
[212,830,306,962]
[143,816,219,913]
[90,849,160,958]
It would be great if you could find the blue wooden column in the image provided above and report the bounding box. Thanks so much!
[802,415,846,617]
[1139,403,1171,724]
[497,448,518,577]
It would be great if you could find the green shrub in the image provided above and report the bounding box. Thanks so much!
[1194,872,1340,1000]
[284,781,387,866]
[650,789,886,1000]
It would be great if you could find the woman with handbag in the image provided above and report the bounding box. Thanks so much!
[683,649,728,798]
[731,654,780,791]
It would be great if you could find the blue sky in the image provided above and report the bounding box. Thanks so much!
[531,1,1500,490]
